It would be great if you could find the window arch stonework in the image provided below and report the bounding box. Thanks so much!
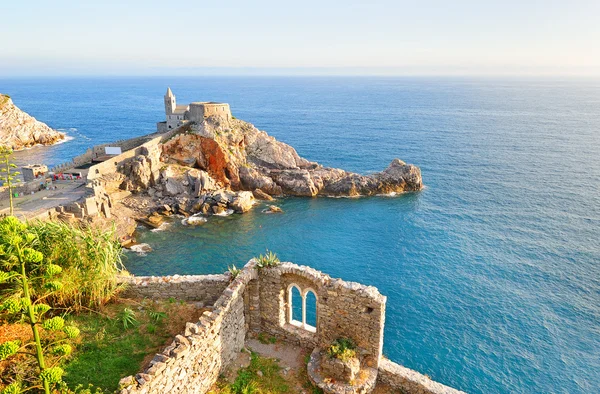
[286,283,318,333]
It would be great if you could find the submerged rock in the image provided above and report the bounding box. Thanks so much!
[264,205,283,214]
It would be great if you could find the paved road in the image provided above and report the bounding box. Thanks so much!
[0,180,88,219]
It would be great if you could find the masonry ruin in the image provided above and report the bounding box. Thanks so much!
[118,260,465,394]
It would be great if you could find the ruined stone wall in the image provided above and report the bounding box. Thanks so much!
[119,274,229,305]
[256,263,386,366]
[119,261,463,394]
[377,359,465,394]
[119,265,255,394]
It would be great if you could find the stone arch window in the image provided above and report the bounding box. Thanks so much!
[287,284,317,333]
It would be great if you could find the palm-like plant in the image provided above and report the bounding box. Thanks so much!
[0,146,19,216]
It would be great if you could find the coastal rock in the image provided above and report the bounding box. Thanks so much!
[239,166,282,196]
[252,188,273,201]
[264,205,283,213]
[0,94,65,150]
[229,191,255,213]
[118,114,422,206]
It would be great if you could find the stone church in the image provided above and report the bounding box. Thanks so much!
[157,87,231,132]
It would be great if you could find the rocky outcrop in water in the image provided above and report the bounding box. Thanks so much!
[159,117,422,197]
[0,94,65,150]
[116,114,422,220]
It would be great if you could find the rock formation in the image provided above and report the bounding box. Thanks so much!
[116,114,422,221]
[0,94,65,150]
[157,116,422,198]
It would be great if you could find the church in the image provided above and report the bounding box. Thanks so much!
[157,88,232,132]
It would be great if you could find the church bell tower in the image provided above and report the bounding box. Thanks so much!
[164,87,176,115]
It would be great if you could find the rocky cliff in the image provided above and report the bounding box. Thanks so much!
[156,116,422,197]
[116,115,421,219]
[0,94,65,150]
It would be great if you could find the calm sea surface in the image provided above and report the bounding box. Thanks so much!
[2,77,599,393]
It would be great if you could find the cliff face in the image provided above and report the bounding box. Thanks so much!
[0,94,65,150]
[157,116,422,197]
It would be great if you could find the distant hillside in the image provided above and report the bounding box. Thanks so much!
[0,94,64,150]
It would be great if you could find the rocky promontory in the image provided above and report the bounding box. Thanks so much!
[112,115,422,221]
[0,94,65,150]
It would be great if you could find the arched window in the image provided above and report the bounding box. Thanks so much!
[287,284,317,333]
[289,285,302,325]
[304,290,317,330]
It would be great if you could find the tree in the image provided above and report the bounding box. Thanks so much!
[0,216,80,394]
[0,146,19,216]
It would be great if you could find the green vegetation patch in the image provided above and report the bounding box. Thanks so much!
[62,299,201,392]
[214,351,290,394]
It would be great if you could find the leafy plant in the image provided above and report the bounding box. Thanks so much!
[28,220,125,311]
[118,308,138,329]
[255,250,280,269]
[328,338,357,362]
[0,146,19,216]
[228,264,241,280]
[147,309,167,322]
[0,216,80,394]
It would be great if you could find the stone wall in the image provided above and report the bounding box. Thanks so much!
[255,263,386,366]
[119,260,464,394]
[119,274,229,305]
[377,359,465,394]
[120,263,255,394]
[188,102,231,121]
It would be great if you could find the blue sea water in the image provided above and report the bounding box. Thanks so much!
[2,77,599,394]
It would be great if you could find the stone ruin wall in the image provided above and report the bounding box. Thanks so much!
[120,274,230,306]
[119,261,465,394]
[118,266,253,394]
[254,263,386,366]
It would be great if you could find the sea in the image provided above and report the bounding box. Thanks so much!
[2,76,599,394]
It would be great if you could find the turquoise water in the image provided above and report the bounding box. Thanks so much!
[2,77,599,393]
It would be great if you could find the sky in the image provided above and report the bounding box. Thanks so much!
[1,0,599,76]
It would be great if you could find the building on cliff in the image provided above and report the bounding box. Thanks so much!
[156,88,231,132]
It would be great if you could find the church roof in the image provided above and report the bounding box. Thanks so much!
[166,87,174,97]
[173,104,189,114]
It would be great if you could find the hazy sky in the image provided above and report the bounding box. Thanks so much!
[1,0,599,76]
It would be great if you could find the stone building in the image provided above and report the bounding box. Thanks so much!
[157,88,231,132]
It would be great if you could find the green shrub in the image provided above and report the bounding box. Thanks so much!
[255,250,280,269]
[27,220,125,311]
[118,308,138,329]
[327,338,357,362]
[228,264,241,280]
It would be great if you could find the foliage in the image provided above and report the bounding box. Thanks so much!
[147,309,166,323]
[27,220,124,311]
[255,250,280,269]
[216,351,289,394]
[327,338,357,362]
[0,146,19,216]
[228,265,241,281]
[257,332,276,345]
[118,308,138,329]
[62,300,196,392]
[0,216,80,394]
